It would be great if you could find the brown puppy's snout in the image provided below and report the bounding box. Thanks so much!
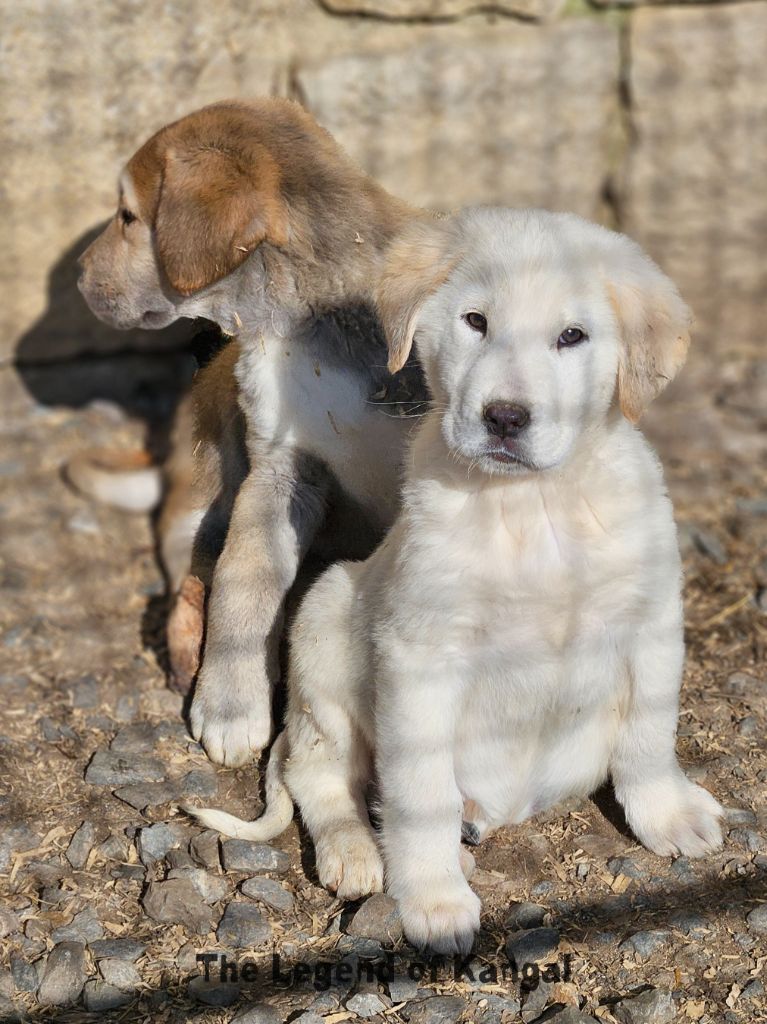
[483,402,530,438]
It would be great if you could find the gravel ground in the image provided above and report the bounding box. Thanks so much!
[0,339,765,1024]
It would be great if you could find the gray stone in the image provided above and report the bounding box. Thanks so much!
[190,829,221,870]
[188,975,241,1005]
[505,902,547,930]
[624,5,767,355]
[241,876,294,912]
[613,987,675,1024]
[10,955,38,994]
[347,893,403,945]
[217,902,271,948]
[545,1010,597,1023]
[231,1004,282,1024]
[180,767,219,799]
[166,847,196,870]
[723,675,759,699]
[65,820,96,869]
[737,498,767,517]
[742,979,765,1000]
[323,0,562,21]
[142,879,216,934]
[724,806,758,827]
[607,857,646,880]
[137,822,184,866]
[619,930,671,960]
[0,823,40,872]
[346,991,387,1018]
[746,904,767,934]
[99,958,141,991]
[113,780,177,810]
[110,721,156,754]
[96,834,130,861]
[168,866,230,904]
[506,927,560,965]
[669,858,696,884]
[37,941,87,1006]
[221,839,290,874]
[668,910,708,937]
[407,996,468,1024]
[738,715,759,737]
[0,908,21,938]
[388,976,420,1002]
[298,20,619,215]
[114,693,139,722]
[686,526,727,565]
[51,906,104,944]
[69,675,100,708]
[531,881,554,898]
[89,938,146,962]
[473,992,522,1021]
[82,979,132,1011]
[85,749,165,785]
[40,717,77,742]
[729,828,766,853]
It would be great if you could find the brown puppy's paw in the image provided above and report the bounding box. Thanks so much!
[167,575,205,694]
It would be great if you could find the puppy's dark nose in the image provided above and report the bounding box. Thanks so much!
[483,402,530,437]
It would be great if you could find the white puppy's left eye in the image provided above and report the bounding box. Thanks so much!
[557,326,588,349]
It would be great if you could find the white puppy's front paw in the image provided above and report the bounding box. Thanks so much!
[396,879,481,955]
[189,670,272,767]
[315,829,384,901]
[622,775,723,858]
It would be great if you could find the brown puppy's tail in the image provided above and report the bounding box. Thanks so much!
[64,449,162,513]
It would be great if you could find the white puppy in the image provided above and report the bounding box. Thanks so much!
[190,208,723,955]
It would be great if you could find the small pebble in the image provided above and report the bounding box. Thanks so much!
[232,1004,282,1024]
[619,930,670,960]
[607,856,646,880]
[505,901,546,930]
[407,996,468,1024]
[742,978,765,1000]
[137,822,184,866]
[113,780,177,810]
[346,893,402,945]
[221,839,290,874]
[85,749,165,786]
[668,910,708,937]
[10,954,38,994]
[738,715,759,737]
[188,975,240,1005]
[89,938,146,962]
[241,876,294,912]
[0,824,40,872]
[180,767,218,799]
[346,991,387,1017]
[217,902,272,947]
[388,976,420,1002]
[505,927,560,965]
[531,880,554,897]
[51,907,104,944]
[190,829,221,870]
[168,866,230,904]
[729,828,766,852]
[110,721,156,754]
[724,806,758,826]
[142,879,216,934]
[82,979,132,1011]
[37,941,87,1006]
[65,821,96,869]
[99,958,141,991]
[68,675,100,708]
[746,904,767,934]
[613,986,675,1024]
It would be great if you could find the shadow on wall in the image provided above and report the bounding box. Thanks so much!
[12,222,201,461]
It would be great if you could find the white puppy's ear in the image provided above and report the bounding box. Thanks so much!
[377,218,458,373]
[607,241,692,423]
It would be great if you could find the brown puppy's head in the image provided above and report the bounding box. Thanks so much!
[77,100,320,331]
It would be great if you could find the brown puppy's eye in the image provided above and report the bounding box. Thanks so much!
[463,311,487,335]
[119,208,137,227]
[557,326,588,348]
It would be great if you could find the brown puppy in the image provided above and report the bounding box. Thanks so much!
[77,99,428,766]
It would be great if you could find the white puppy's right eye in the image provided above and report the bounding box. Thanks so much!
[463,312,487,335]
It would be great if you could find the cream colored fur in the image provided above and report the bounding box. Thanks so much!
[189,208,723,954]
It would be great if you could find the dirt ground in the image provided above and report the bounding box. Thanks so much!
[0,335,765,1024]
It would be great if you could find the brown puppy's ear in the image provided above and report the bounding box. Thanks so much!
[608,242,692,423]
[156,143,289,296]
[377,218,458,373]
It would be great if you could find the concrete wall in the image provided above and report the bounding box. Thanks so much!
[2,0,765,367]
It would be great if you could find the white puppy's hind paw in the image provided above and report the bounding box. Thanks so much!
[623,776,723,859]
[316,830,384,901]
[397,880,481,955]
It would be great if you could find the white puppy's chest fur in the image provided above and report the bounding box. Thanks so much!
[235,330,408,522]
[364,416,678,828]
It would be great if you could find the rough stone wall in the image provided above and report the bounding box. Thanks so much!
[2,0,765,367]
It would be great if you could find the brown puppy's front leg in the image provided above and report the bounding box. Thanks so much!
[189,452,328,766]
